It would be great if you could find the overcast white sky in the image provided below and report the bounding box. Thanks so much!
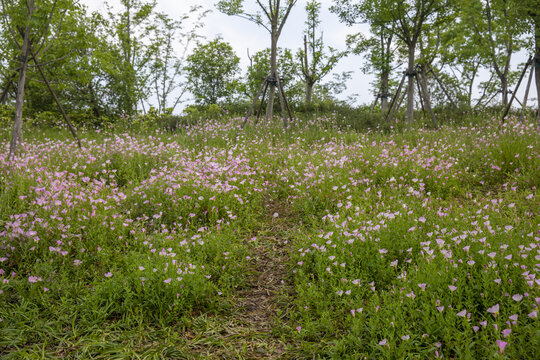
[80,0,536,112]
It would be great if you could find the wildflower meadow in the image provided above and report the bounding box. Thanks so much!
[0,115,538,359]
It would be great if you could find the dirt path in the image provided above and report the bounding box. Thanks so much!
[187,200,298,359]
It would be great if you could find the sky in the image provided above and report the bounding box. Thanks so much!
[80,0,375,108]
[80,0,536,112]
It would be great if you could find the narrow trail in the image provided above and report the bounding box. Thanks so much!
[187,199,299,359]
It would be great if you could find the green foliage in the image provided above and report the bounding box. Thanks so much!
[184,38,241,105]
[0,112,538,358]
[298,0,348,106]
[245,47,302,103]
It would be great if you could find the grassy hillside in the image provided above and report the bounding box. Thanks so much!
[0,114,538,359]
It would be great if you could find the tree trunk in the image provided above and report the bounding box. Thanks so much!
[9,24,32,158]
[381,69,390,112]
[419,66,437,127]
[406,44,415,124]
[266,33,277,122]
[501,77,508,108]
[305,80,313,107]
[535,16,540,122]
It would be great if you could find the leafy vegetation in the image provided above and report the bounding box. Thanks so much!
[0,112,538,358]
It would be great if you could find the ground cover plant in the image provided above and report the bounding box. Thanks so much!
[0,114,538,359]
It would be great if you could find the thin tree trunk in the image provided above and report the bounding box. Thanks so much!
[381,69,389,112]
[535,43,540,122]
[9,22,32,158]
[266,33,277,122]
[419,66,437,127]
[305,81,313,107]
[302,35,313,107]
[406,44,415,124]
[501,77,508,108]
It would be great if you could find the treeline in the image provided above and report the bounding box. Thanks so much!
[0,0,539,129]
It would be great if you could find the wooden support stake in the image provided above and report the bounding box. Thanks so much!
[255,80,269,123]
[522,60,535,113]
[502,56,533,123]
[275,72,293,128]
[370,94,380,115]
[428,66,458,109]
[397,86,408,110]
[417,70,437,127]
[385,72,406,123]
[31,47,81,148]
[242,77,269,129]
[415,73,426,116]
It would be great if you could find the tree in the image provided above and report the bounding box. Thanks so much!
[1,0,81,157]
[184,38,241,105]
[332,0,397,112]
[149,8,208,113]
[523,0,540,121]
[331,0,445,123]
[103,0,157,115]
[217,0,297,122]
[246,47,299,103]
[298,0,345,107]
[384,0,446,124]
[459,0,527,108]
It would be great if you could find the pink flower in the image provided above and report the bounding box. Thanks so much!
[163,278,171,284]
[512,294,523,302]
[508,314,518,321]
[104,272,112,278]
[487,303,499,315]
[28,276,41,283]
[379,339,387,346]
[456,309,467,317]
[401,335,410,340]
[448,285,457,291]
[502,328,511,337]
[296,326,302,332]
[496,340,507,353]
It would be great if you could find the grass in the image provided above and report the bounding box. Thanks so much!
[0,113,538,359]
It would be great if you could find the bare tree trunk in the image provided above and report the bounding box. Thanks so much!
[266,33,277,122]
[535,50,540,122]
[419,66,437,127]
[501,77,508,108]
[406,44,415,124]
[9,23,32,158]
[305,81,313,107]
[381,69,390,112]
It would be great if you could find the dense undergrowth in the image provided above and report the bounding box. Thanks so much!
[0,113,538,359]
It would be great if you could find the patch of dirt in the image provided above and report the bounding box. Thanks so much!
[187,199,299,359]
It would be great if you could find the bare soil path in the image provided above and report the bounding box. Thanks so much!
[185,199,300,359]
